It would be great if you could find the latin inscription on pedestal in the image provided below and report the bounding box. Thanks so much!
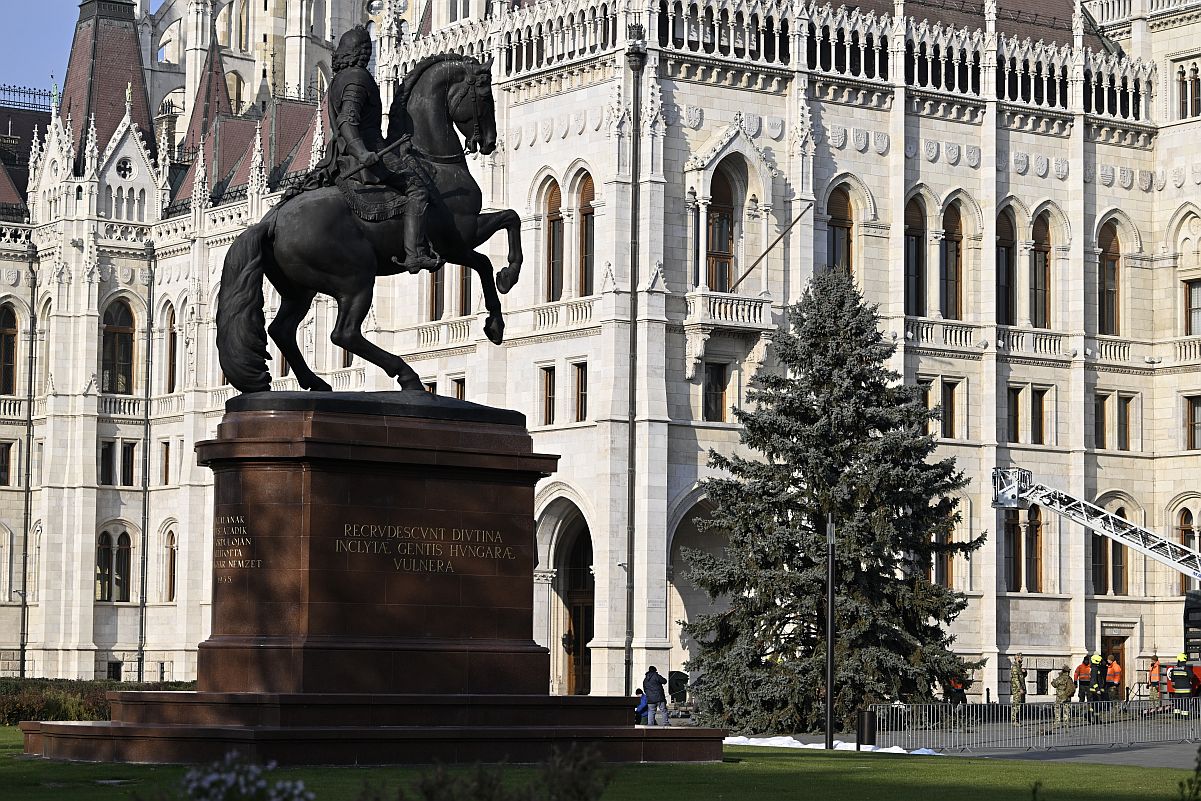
[337,523,518,574]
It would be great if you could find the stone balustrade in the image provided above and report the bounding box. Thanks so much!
[685,289,771,329]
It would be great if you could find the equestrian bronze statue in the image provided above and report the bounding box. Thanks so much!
[216,28,523,393]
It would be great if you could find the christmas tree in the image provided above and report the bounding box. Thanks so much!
[683,268,983,733]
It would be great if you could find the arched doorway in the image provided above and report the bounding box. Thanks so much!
[667,500,728,692]
[558,528,594,695]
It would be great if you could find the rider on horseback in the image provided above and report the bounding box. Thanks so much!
[314,26,443,274]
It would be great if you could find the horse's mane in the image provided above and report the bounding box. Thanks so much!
[396,53,481,116]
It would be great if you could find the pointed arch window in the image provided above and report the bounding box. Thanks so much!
[1111,507,1128,595]
[826,186,853,276]
[940,206,963,320]
[1098,222,1121,336]
[996,211,1016,325]
[904,199,925,317]
[1025,505,1043,592]
[1180,510,1197,594]
[1004,509,1021,592]
[1031,213,1052,328]
[707,171,736,291]
[102,301,135,395]
[96,532,114,601]
[545,181,564,302]
[165,304,177,393]
[165,530,178,602]
[578,174,596,296]
[0,304,17,396]
[115,531,132,602]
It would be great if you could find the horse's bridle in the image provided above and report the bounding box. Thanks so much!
[450,65,492,156]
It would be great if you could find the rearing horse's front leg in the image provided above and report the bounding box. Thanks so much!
[462,250,505,345]
[474,209,523,294]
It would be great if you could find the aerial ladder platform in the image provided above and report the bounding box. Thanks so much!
[992,467,1201,582]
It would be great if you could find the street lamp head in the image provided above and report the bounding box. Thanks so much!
[25,241,37,264]
[143,239,156,262]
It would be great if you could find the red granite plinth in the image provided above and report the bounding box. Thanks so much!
[20,393,726,764]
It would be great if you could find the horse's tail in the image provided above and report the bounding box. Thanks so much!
[216,212,276,393]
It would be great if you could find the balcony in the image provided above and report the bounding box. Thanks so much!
[905,319,986,352]
[98,395,143,420]
[683,289,774,379]
[996,327,1068,358]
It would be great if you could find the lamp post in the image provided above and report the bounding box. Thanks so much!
[825,514,835,750]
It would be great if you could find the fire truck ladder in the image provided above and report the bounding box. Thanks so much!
[992,467,1201,581]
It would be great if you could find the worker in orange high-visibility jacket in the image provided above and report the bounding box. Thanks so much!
[1106,655,1123,701]
[1149,655,1163,706]
[1074,657,1092,702]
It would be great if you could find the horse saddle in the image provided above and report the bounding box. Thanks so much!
[334,177,409,223]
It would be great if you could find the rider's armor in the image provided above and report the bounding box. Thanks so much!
[320,26,442,274]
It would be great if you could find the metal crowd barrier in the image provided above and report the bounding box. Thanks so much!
[867,699,1201,752]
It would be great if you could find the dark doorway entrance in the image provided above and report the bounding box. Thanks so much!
[563,532,594,695]
[1102,634,1128,700]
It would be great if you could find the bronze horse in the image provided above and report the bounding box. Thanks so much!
[216,54,522,393]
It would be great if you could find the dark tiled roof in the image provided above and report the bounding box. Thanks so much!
[182,37,234,151]
[0,106,51,200]
[59,0,155,175]
[0,159,24,206]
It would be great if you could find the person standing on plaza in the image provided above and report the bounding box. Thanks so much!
[1052,665,1075,725]
[643,666,668,726]
[1106,654,1123,701]
[1009,653,1027,725]
[1169,654,1197,717]
[1149,654,1162,706]
[634,688,647,724]
[1074,656,1092,702]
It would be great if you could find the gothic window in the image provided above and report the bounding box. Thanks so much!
[1031,213,1052,329]
[578,173,596,296]
[165,304,177,394]
[1098,222,1120,336]
[996,211,1016,325]
[115,531,132,602]
[1004,509,1021,592]
[102,300,135,395]
[96,532,113,601]
[931,530,952,588]
[0,304,17,396]
[703,362,729,422]
[940,206,963,320]
[1091,531,1108,595]
[428,268,445,321]
[165,530,177,602]
[904,198,925,317]
[1111,508,1128,595]
[545,181,564,302]
[826,186,853,276]
[1180,510,1197,594]
[1188,396,1201,450]
[707,171,735,291]
[115,158,134,180]
[1182,64,1201,119]
[1025,505,1043,593]
[1185,280,1201,336]
[457,264,472,317]
[226,73,246,114]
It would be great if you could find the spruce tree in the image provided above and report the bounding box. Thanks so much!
[682,268,983,734]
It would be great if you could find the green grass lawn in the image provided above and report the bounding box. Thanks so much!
[1,726,1193,801]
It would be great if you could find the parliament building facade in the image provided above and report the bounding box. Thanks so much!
[0,0,1199,702]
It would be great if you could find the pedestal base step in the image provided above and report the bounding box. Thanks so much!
[20,692,725,765]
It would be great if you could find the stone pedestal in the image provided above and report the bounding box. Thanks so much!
[21,392,725,764]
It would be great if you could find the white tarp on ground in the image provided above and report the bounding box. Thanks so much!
[724,735,940,756]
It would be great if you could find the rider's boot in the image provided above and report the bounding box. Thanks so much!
[392,205,444,274]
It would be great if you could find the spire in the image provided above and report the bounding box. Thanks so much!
[249,121,266,195]
[309,106,326,170]
[182,27,233,152]
[84,114,99,178]
[194,139,209,209]
[59,0,155,174]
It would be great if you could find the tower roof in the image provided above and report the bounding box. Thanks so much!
[60,0,156,175]
[182,33,234,152]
